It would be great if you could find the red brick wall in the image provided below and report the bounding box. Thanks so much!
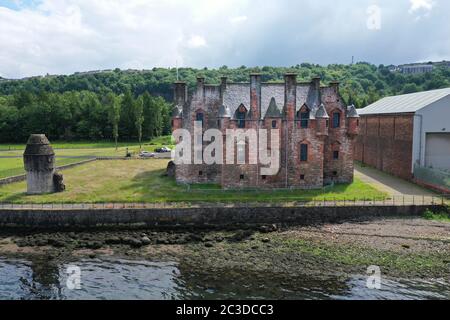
[355,114,414,180]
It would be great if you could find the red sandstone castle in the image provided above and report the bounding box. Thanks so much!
[171,74,359,189]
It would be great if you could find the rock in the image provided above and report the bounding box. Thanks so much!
[129,239,143,248]
[87,241,103,249]
[166,161,176,177]
[105,237,121,245]
[204,243,214,248]
[261,238,270,243]
[141,237,151,245]
[401,244,410,249]
[53,172,65,192]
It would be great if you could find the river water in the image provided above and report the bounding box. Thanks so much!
[1,256,449,300]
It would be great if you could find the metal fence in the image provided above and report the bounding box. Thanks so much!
[414,165,450,193]
[0,195,448,210]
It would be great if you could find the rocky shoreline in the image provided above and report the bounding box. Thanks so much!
[1,217,449,281]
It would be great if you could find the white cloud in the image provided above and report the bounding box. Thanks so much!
[0,0,449,78]
[409,0,434,13]
[230,15,248,25]
[187,35,207,48]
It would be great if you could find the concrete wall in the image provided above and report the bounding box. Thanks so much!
[0,205,443,230]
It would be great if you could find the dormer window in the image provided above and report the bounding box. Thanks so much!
[196,112,204,124]
[237,105,247,129]
[300,111,310,128]
[297,105,310,128]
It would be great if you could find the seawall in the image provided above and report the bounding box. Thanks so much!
[0,205,445,230]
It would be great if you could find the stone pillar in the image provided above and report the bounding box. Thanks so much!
[23,134,56,194]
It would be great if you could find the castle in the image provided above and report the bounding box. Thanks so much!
[171,74,359,189]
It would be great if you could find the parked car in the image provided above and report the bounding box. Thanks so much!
[155,146,172,153]
[139,151,155,158]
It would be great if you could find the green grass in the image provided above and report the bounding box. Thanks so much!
[0,159,387,204]
[0,157,90,179]
[0,136,175,179]
[423,209,450,222]
[0,136,174,151]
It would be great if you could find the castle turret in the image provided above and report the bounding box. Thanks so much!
[218,104,231,130]
[347,104,360,137]
[315,104,329,137]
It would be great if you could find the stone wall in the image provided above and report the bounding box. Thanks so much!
[0,205,443,230]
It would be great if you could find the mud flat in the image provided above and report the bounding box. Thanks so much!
[1,217,449,281]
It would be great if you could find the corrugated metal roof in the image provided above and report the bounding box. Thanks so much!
[358,88,450,115]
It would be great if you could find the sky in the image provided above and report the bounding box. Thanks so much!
[0,0,449,79]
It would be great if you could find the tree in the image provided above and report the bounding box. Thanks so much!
[107,92,121,150]
[134,96,144,149]
[120,90,135,140]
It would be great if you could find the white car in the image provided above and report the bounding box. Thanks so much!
[139,151,155,158]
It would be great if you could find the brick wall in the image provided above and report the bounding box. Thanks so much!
[355,114,414,180]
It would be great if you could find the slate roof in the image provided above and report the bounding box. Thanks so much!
[358,88,450,115]
[265,97,282,117]
[218,104,231,118]
[346,105,359,118]
[315,104,329,118]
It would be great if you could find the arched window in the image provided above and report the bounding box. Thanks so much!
[236,104,247,129]
[298,104,310,128]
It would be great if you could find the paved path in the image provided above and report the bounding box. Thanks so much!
[354,163,435,196]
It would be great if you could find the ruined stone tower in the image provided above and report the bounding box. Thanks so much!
[23,134,56,194]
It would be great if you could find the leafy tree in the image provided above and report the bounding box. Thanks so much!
[134,96,144,149]
[106,92,121,150]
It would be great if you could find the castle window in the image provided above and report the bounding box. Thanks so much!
[300,174,305,180]
[333,151,339,160]
[237,110,246,128]
[262,175,267,180]
[300,144,308,162]
[199,171,203,176]
[333,171,338,176]
[332,112,341,128]
[357,119,360,126]
[240,174,245,180]
[326,120,329,128]
[196,112,204,124]
[272,120,277,129]
[217,119,221,127]
[237,143,246,164]
[300,111,309,128]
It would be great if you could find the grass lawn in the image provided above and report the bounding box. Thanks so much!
[0,159,387,204]
[0,136,175,179]
[0,157,90,179]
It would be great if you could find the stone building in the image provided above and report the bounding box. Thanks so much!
[172,74,359,189]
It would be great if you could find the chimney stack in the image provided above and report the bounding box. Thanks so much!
[284,73,297,121]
